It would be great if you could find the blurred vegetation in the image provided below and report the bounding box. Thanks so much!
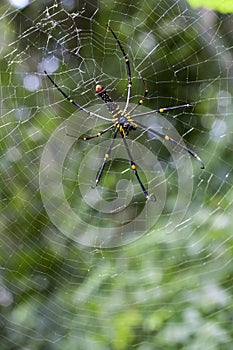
[187,0,233,14]
[0,0,233,349]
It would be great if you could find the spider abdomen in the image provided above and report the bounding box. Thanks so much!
[96,85,137,132]
[96,85,119,113]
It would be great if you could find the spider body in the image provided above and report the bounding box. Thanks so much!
[96,84,137,136]
[115,114,137,136]
[45,24,204,200]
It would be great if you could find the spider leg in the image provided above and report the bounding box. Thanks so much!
[136,120,205,169]
[132,103,195,118]
[107,25,132,112]
[93,127,119,187]
[44,71,111,122]
[120,132,156,201]
[127,77,149,115]
[67,124,115,140]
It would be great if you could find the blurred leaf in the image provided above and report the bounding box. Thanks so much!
[187,0,233,13]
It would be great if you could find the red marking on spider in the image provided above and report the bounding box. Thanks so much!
[96,84,104,93]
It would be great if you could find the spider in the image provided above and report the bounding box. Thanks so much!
[44,25,204,200]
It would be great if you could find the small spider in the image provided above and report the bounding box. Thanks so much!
[44,25,204,200]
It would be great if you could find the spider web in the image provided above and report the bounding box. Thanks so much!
[1,0,233,348]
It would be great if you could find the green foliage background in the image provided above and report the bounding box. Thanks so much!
[0,0,233,349]
[188,0,233,13]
